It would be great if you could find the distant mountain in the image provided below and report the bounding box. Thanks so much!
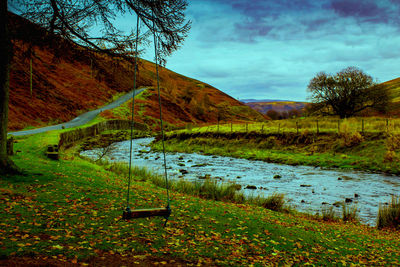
[244,101,308,115]
[8,13,266,131]
[245,76,400,116]
[241,99,294,103]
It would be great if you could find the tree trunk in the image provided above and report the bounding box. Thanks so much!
[0,3,20,175]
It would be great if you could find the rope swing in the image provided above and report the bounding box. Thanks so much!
[122,12,171,225]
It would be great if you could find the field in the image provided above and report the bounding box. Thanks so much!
[147,117,400,175]
[181,117,400,135]
[2,126,400,265]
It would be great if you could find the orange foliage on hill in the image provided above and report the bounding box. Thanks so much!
[8,13,265,131]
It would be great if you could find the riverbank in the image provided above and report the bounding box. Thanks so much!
[81,137,400,226]
[1,130,400,265]
[150,131,400,175]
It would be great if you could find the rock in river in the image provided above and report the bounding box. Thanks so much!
[245,185,257,190]
[179,169,188,175]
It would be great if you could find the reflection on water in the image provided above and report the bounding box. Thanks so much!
[81,137,400,225]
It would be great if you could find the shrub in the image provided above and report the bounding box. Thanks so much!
[386,134,400,151]
[105,162,129,175]
[105,163,152,182]
[385,135,400,162]
[258,136,278,149]
[251,193,285,211]
[149,173,167,188]
[342,204,358,222]
[384,150,397,163]
[340,119,351,135]
[338,119,364,147]
[342,131,364,147]
[321,206,338,222]
[377,196,400,229]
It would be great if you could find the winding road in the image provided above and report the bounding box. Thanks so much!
[9,88,145,136]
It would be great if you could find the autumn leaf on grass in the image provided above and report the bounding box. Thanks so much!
[52,245,63,250]
[295,242,302,249]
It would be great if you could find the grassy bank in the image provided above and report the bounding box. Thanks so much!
[151,130,400,174]
[185,117,400,135]
[1,130,400,265]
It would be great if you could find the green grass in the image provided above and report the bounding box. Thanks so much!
[1,128,400,265]
[342,205,359,223]
[84,159,285,210]
[180,117,400,135]
[321,206,339,222]
[377,196,400,229]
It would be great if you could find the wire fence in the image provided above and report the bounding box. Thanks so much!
[180,117,400,135]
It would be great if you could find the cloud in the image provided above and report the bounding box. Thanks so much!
[329,0,380,18]
[157,0,400,101]
[327,0,400,25]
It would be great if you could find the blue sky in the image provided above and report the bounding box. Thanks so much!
[139,0,400,101]
[12,0,400,101]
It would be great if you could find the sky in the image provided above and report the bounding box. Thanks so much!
[11,0,400,102]
[140,0,400,101]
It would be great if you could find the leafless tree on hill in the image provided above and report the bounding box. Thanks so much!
[307,67,389,119]
[0,0,191,174]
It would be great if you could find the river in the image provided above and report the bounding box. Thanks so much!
[80,137,400,225]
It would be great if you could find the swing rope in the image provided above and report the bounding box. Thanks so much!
[152,15,171,212]
[125,15,140,214]
[123,11,171,224]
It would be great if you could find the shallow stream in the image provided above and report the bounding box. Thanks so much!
[80,137,400,225]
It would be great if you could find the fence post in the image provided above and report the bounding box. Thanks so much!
[316,120,319,135]
[337,120,340,134]
[386,118,389,132]
[261,124,264,134]
[231,121,233,133]
[278,123,280,134]
[246,123,248,133]
[6,136,14,156]
[362,119,364,134]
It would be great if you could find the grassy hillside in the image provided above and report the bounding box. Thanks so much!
[8,13,265,131]
[382,77,400,102]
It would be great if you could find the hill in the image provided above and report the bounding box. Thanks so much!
[382,77,400,102]
[8,13,265,131]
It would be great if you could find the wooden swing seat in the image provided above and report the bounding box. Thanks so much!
[123,207,171,219]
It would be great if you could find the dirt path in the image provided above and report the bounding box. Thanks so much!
[8,88,145,136]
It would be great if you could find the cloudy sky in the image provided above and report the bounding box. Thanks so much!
[141,0,400,101]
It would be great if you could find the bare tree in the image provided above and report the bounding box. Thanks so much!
[94,143,118,162]
[307,67,389,118]
[0,0,191,174]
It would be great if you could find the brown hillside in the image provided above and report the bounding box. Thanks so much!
[8,13,265,131]
[382,77,400,102]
